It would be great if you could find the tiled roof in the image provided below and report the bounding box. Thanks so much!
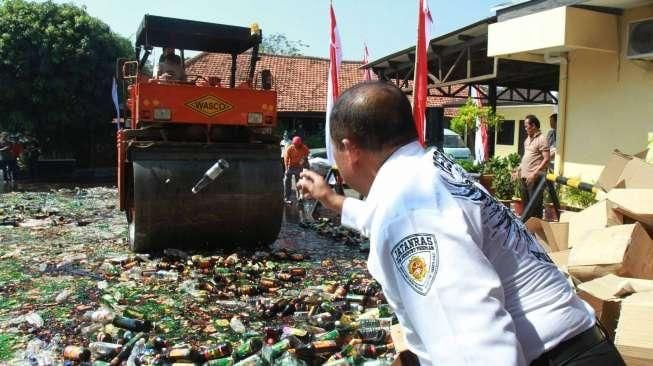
[185,52,458,114]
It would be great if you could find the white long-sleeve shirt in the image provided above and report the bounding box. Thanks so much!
[342,141,594,365]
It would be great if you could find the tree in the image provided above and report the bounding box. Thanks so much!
[0,0,133,167]
[260,33,308,56]
[450,98,504,136]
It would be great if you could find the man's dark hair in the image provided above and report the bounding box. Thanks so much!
[330,81,417,151]
[525,114,540,129]
[550,113,557,122]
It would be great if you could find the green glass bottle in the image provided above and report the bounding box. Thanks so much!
[261,338,290,364]
[377,304,392,318]
[234,338,263,360]
[325,343,355,363]
[111,316,152,332]
[320,301,338,314]
[202,343,233,361]
[166,346,204,363]
[315,329,340,341]
[233,353,263,366]
[205,356,235,366]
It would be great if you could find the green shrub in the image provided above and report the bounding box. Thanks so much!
[505,153,521,170]
[491,166,515,200]
[458,160,483,173]
[561,185,597,209]
[482,156,506,175]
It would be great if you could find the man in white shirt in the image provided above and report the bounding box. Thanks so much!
[297,81,624,366]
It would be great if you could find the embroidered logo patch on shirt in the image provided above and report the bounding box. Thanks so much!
[391,233,438,295]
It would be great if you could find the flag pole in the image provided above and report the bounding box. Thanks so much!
[325,0,342,164]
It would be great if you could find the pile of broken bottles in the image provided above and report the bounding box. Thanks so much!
[299,219,369,252]
[12,249,398,365]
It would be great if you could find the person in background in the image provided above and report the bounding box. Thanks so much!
[283,136,309,204]
[547,113,557,171]
[512,115,551,220]
[297,81,623,366]
[157,47,185,81]
[0,132,13,182]
[8,136,23,181]
[280,130,291,170]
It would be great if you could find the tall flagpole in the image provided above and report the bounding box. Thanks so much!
[325,1,342,164]
[363,42,372,81]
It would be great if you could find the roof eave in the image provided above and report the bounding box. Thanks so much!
[363,16,497,69]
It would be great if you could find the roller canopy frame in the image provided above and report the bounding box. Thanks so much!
[135,14,261,54]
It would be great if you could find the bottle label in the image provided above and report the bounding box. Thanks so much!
[169,348,191,358]
[312,340,338,353]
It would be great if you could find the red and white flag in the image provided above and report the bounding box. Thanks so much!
[471,86,489,163]
[412,0,433,146]
[362,43,372,81]
[325,1,342,164]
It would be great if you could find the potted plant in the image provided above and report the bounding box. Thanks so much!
[502,153,523,214]
[478,156,505,195]
[491,166,515,207]
[512,181,524,216]
[458,160,483,181]
[505,153,521,172]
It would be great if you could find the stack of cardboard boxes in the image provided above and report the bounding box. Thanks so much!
[526,149,653,366]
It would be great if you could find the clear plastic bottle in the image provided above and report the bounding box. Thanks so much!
[126,338,145,366]
[230,316,246,334]
[155,270,178,282]
[88,342,122,358]
[84,309,115,324]
[126,267,142,280]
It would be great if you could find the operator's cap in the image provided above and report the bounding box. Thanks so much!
[292,136,302,145]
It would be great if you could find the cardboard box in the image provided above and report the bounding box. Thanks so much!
[577,275,624,340]
[549,249,570,270]
[578,274,653,300]
[607,189,653,228]
[597,149,653,191]
[578,275,653,342]
[565,200,622,248]
[559,210,577,222]
[615,292,653,365]
[568,223,653,282]
[526,218,569,252]
[616,158,653,190]
[598,150,633,191]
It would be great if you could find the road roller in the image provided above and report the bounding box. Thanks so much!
[116,15,282,252]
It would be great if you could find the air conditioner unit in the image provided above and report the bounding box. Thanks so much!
[627,18,653,60]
